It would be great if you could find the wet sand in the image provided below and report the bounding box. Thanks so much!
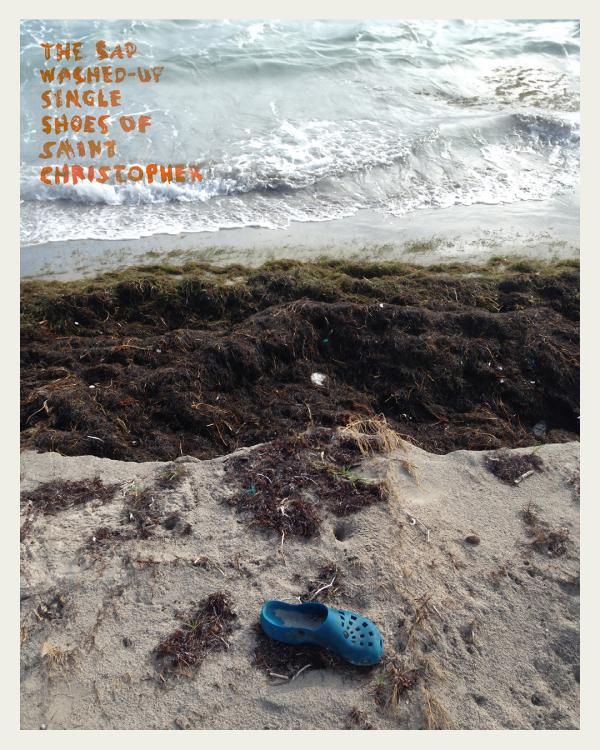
[21,193,579,280]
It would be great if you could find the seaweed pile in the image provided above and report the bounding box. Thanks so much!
[21,258,579,461]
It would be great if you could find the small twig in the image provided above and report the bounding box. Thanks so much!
[308,574,336,601]
[26,399,49,423]
[305,402,313,422]
[291,663,312,681]
[269,672,289,681]
[514,469,534,485]
[279,531,287,565]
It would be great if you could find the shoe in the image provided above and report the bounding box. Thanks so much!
[260,600,384,666]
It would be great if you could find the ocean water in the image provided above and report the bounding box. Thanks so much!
[20,19,580,247]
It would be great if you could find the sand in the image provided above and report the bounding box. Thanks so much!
[20,439,580,730]
[21,195,579,281]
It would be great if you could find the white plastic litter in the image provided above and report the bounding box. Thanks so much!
[310,372,327,387]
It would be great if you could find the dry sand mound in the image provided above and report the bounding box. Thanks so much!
[20,438,579,730]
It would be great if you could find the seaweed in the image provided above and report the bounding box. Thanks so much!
[154,592,236,676]
[225,428,386,539]
[21,260,579,461]
[372,658,424,709]
[530,527,570,557]
[486,450,544,484]
[123,486,162,539]
[253,625,370,680]
[345,707,374,729]
[301,563,343,603]
[21,477,118,515]
[88,526,136,546]
[154,464,189,490]
[35,593,66,622]
[521,502,570,557]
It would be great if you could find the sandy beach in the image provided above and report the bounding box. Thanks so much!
[20,255,580,729]
[20,437,579,730]
[20,18,580,732]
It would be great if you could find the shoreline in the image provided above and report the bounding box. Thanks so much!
[21,193,579,280]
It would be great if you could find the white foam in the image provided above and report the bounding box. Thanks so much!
[20,19,579,245]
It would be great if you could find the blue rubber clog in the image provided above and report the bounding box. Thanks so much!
[260,600,384,666]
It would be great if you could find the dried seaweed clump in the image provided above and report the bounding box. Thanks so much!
[235,485,321,540]
[301,563,343,603]
[253,626,365,680]
[486,450,544,484]
[317,467,385,516]
[371,656,452,728]
[21,477,119,543]
[35,593,66,622]
[530,527,570,557]
[225,428,386,540]
[123,485,163,539]
[372,658,424,710]
[21,477,118,515]
[155,592,236,676]
[41,642,75,675]
[337,415,404,457]
[88,525,137,548]
[345,707,374,730]
[154,464,189,490]
[521,503,570,557]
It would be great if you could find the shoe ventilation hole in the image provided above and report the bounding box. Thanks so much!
[368,642,373,647]
[362,623,368,628]
[350,615,357,621]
